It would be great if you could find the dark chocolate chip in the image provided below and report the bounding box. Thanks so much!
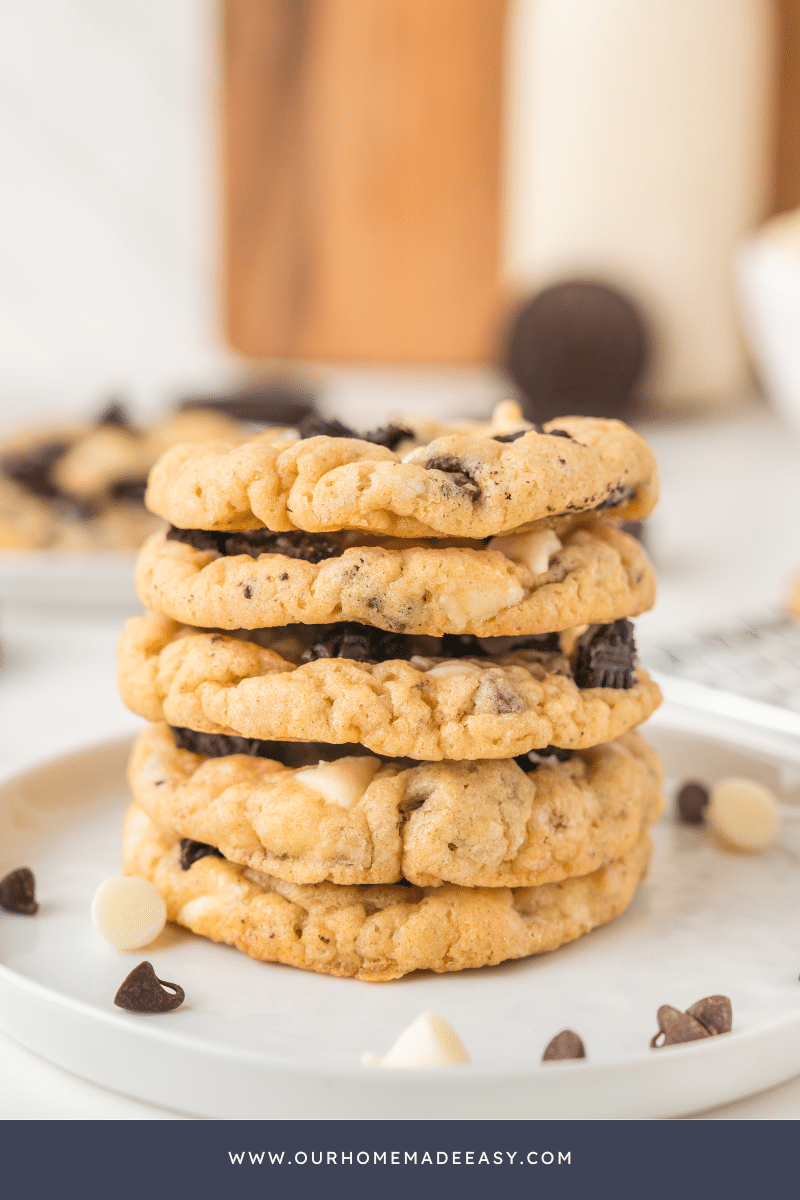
[1,440,70,499]
[179,381,317,427]
[501,281,649,423]
[650,1004,713,1049]
[298,413,358,440]
[573,619,637,689]
[514,747,574,773]
[686,995,732,1036]
[114,961,185,1013]
[424,456,481,502]
[542,1029,586,1061]
[108,475,148,504]
[179,838,224,870]
[363,424,414,451]
[96,401,131,429]
[0,867,38,915]
[676,781,710,825]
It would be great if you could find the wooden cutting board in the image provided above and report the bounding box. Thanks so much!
[222,0,509,364]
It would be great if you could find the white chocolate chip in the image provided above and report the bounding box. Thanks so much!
[440,580,525,628]
[708,777,780,852]
[489,399,526,430]
[488,529,562,575]
[91,877,167,949]
[363,1012,471,1068]
[295,756,381,809]
[425,660,483,678]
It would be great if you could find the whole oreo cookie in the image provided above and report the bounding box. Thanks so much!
[502,281,649,423]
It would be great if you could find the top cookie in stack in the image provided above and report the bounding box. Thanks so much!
[117,401,663,980]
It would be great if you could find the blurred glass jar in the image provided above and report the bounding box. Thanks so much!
[504,0,775,410]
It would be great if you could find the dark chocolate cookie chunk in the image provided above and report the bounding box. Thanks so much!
[502,281,649,423]
[514,746,574,773]
[0,867,38,915]
[573,620,637,689]
[301,622,406,664]
[362,423,414,451]
[114,961,185,1013]
[179,839,224,870]
[298,413,359,440]
[423,456,481,501]
[109,475,148,504]
[180,381,317,427]
[1,440,70,499]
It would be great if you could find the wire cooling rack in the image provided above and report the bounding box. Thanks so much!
[643,611,800,738]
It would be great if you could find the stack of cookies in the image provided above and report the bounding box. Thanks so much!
[117,401,663,982]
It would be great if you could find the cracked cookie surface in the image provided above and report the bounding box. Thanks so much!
[129,722,662,887]
[123,802,652,980]
[117,613,662,759]
[144,408,658,539]
[135,519,655,636]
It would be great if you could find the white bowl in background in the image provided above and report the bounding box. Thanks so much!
[737,211,800,437]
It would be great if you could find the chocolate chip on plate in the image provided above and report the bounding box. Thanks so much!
[114,961,185,1013]
[676,781,710,824]
[650,995,732,1048]
[423,456,481,502]
[501,280,649,423]
[0,867,38,915]
[179,839,225,870]
[573,620,637,689]
[542,1029,586,1061]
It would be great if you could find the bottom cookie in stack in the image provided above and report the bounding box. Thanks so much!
[122,724,663,981]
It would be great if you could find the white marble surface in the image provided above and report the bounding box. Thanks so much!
[2,401,800,1120]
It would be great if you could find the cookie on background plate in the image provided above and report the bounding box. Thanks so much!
[129,723,663,888]
[123,803,653,981]
[137,518,655,636]
[117,613,662,760]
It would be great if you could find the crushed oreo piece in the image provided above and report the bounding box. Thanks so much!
[179,838,224,870]
[170,725,385,768]
[114,961,185,1013]
[302,622,406,664]
[542,1029,586,1061]
[298,413,358,440]
[180,381,318,426]
[594,484,636,513]
[514,746,574,773]
[53,495,95,521]
[1,440,70,499]
[0,867,38,915]
[166,525,343,564]
[363,423,414,451]
[96,401,131,429]
[166,526,225,553]
[547,428,574,440]
[650,996,731,1048]
[573,620,637,689]
[424,456,481,502]
[109,475,148,504]
[676,781,710,825]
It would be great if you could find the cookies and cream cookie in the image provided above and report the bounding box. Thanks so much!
[135,518,655,636]
[117,613,662,760]
[129,722,663,888]
[144,406,658,539]
[123,802,652,981]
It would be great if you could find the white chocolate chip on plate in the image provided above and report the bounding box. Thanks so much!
[295,756,381,809]
[708,777,780,852]
[488,529,562,575]
[91,877,167,949]
[362,1012,471,1068]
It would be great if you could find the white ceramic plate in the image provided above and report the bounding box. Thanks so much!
[0,552,139,608]
[1,706,800,1120]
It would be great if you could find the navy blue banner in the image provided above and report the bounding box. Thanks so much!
[0,1119,794,1200]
